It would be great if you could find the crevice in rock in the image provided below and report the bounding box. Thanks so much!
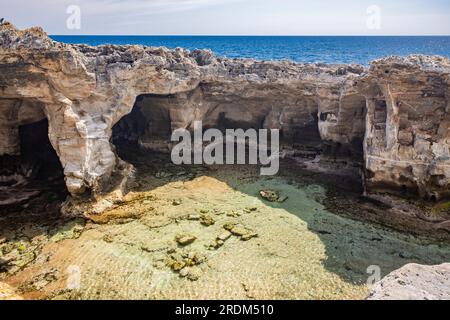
[373,99,388,147]
[320,93,367,162]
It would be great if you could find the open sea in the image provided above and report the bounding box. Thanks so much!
[50,35,450,65]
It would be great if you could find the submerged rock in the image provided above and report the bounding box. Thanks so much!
[259,190,280,202]
[226,210,242,217]
[165,248,206,279]
[221,224,259,242]
[187,214,201,221]
[209,230,233,250]
[217,231,232,242]
[179,266,191,277]
[200,215,215,226]
[259,190,288,203]
[241,232,258,241]
[172,199,182,206]
[244,207,258,213]
[230,226,249,237]
[223,223,236,232]
[175,234,197,246]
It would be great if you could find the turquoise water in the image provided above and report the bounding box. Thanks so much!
[50,35,450,65]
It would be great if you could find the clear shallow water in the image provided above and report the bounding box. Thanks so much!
[50,35,450,65]
[3,158,450,299]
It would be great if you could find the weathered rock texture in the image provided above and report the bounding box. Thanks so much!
[1,22,450,204]
[368,263,450,300]
[357,57,450,200]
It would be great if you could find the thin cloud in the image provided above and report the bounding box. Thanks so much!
[2,0,449,35]
[78,0,248,16]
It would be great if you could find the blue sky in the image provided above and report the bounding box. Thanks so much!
[2,0,450,35]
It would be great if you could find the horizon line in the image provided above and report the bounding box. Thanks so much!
[49,34,450,37]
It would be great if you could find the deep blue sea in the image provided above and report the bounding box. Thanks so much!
[50,36,450,65]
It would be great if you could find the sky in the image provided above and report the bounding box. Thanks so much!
[1,0,450,35]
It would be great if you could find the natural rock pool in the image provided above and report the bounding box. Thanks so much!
[1,151,450,300]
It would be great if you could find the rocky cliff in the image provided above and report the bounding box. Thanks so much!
[358,56,450,200]
[1,22,450,208]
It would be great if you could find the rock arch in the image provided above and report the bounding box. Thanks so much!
[2,22,450,213]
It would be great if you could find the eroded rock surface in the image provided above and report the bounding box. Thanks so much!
[1,22,450,209]
[368,263,450,300]
[358,56,450,200]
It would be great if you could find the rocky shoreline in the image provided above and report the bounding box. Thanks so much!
[1,22,450,205]
[1,22,450,300]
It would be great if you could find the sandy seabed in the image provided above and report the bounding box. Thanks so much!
[1,152,450,300]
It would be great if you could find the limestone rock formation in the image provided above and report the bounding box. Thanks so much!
[368,263,450,300]
[1,22,450,211]
[357,56,450,200]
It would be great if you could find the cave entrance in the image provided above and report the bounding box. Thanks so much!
[342,94,367,162]
[18,119,64,182]
[112,94,175,162]
[291,112,322,149]
[0,118,66,211]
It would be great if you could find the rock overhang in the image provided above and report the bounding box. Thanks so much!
[1,21,450,205]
